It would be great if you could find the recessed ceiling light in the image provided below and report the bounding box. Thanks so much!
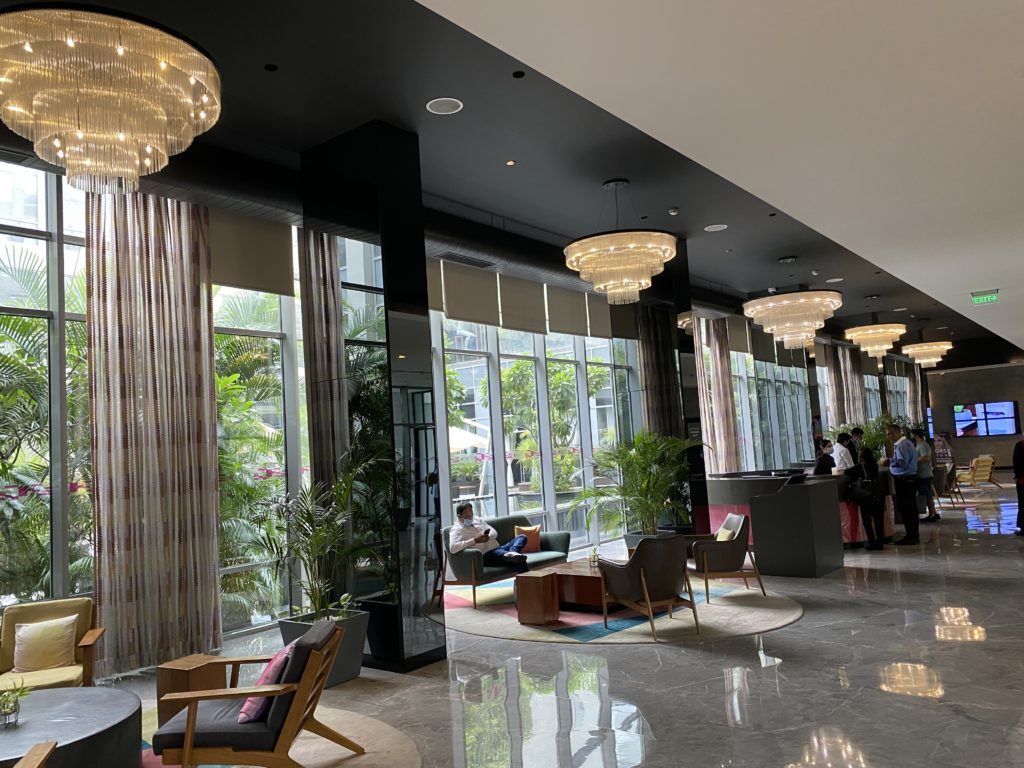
[825,277,844,283]
[505,160,516,166]
[864,294,880,300]
[398,354,406,359]
[668,207,680,216]
[893,307,908,312]
[778,256,798,264]
[425,97,463,115]
[704,223,728,232]
[936,326,948,330]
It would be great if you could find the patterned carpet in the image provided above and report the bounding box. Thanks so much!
[434,577,803,644]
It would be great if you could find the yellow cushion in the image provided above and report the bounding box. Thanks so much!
[0,665,83,690]
[13,615,78,673]
[514,525,542,553]
[716,528,737,542]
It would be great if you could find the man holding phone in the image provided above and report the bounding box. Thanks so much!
[449,501,529,571]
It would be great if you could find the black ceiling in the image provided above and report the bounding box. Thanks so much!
[0,0,1006,345]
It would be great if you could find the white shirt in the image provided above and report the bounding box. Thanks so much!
[449,521,499,555]
[834,442,855,471]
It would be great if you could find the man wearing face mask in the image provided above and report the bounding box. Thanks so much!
[449,501,529,572]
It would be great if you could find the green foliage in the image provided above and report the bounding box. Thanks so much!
[0,678,30,713]
[569,431,701,536]
[827,414,925,454]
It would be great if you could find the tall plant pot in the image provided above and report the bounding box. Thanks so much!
[360,594,403,667]
[278,609,369,687]
[623,530,661,549]
[657,523,696,536]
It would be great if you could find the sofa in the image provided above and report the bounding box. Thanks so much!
[437,514,570,608]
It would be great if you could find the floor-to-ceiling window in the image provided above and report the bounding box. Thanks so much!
[865,374,882,420]
[887,373,910,418]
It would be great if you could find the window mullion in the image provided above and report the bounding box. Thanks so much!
[429,311,453,527]
[485,325,508,518]
[574,336,597,546]
[534,335,557,531]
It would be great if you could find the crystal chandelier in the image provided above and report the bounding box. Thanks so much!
[564,179,676,305]
[0,8,221,194]
[902,341,953,368]
[742,290,843,349]
[844,324,906,358]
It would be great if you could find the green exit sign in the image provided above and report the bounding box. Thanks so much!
[971,290,999,305]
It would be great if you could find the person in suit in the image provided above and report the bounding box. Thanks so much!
[848,446,886,550]
[1015,439,1024,536]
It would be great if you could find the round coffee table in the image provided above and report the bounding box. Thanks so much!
[0,687,141,768]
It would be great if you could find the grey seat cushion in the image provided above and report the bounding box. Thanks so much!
[266,618,336,732]
[152,698,278,755]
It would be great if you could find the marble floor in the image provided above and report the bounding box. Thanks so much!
[115,480,1024,767]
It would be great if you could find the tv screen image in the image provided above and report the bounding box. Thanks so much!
[953,401,1020,437]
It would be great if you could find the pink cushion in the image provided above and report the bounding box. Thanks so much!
[237,641,296,724]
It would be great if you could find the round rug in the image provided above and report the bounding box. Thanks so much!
[432,578,802,644]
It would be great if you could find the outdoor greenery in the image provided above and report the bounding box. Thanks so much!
[827,414,925,455]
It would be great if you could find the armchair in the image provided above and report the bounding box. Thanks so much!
[686,513,765,603]
[15,742,57,768]
[0,597,104,690]
[152,620,364,768]
[598,535,700,640]
[956,455,1001,489]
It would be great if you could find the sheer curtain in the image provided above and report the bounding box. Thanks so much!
[299,230,347,488]
[823,344,848,426]
[907,363,924,423]
[87,194,220,676]
[693,317,741,474]
[637,304,684,438]
[839,346,867,424]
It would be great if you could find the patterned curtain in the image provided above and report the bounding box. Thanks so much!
[693,317,741,474]
[637,304,684,438]
[907,362,924,423]
[823,344,848,426]
[839,346,867,424]
[87,194,220,676]
[299,230,347,488]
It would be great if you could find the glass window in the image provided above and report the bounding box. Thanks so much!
[499,358,543,513]
[66,320,93,594]
[445,318,488,352]
[585,337,611,363]
[62,179,86,239]
[342,287,385,342]
[0,234,48,310]
[445,351,496,516]
[587,364,615,452]
[0,163,45,231]
[213,285,281,332]
[497,327,533,356]
[0,314,51,603]
[545,332,575,359]
[64,244,86,314]
[547,359,587,546]
[338,237,384,289]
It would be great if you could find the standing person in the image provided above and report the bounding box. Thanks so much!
[851,427,865,455]
[834,433,856,472]
[880,423,919,545]
[848,446,886,550]
[1015,438,1024,536]
[814,439,836,476]
[913,429,940,523]
[449,502,529,572]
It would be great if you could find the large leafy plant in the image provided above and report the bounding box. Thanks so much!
[827,414,924,455]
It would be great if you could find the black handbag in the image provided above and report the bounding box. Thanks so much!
[848,478,878,505]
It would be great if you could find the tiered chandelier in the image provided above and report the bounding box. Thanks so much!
[0,8,221,194]
[902,341,953,368]
[742,290,843,350]
[844,324,906,359]
[565,179,676,305]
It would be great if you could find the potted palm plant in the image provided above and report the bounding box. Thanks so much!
[570,431,701,548]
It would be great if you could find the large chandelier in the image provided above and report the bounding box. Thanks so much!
[902,341,953,368]
[845,324,906,358]
[742,290,842,349]
[564,179,676,304]
[0,8,221,194]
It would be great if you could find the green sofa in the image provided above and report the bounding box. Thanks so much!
[437,514,570,608]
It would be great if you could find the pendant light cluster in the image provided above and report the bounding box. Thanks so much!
[564,179,677,305]
[901,341,953,368]
[0,8,221,194]
[844,324,906,359]
[742,290,843,350]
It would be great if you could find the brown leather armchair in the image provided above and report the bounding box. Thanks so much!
[598,535,700,640]
[686,514,765,604]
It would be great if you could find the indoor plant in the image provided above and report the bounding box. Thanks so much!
[570,431,701,548]
[0,679,29,728]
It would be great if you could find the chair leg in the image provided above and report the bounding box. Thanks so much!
[639,570,657,641]
[306,716,367,755]
[703,553,710,604]
[667,601,673,618]
[742,576,749,589]
[600,573,609,628]
[472,583,477,608]
[751,554,767,597]
[683,570,701,636]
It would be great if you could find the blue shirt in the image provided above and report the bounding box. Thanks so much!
[889,437,918,477]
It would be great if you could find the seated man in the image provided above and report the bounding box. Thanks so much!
[449,501,529,572]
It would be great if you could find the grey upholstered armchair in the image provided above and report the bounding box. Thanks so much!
[686,513,765,603]
[598,534,700,639]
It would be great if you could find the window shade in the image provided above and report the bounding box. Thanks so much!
[586,293,612,338]
[426,258,444,312]
[498,274,546,334]
[751,327,777,363]
[209,208,293,295]
[546,285,588,336]
[442,262,499,325]
[727,315,751,354]
[610,304,639,340]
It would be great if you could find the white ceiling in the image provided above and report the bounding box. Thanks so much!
[417,0,1024,347]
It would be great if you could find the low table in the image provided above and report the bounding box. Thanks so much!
[0,687,141,768]
[515,559,622,625]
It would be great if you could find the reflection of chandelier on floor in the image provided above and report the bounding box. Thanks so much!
[742,290,843,350]
[0,8,221,194]
[565,179,676,305]
[844,324,906,359]
[902,341,953,368]
[785,727,871,768]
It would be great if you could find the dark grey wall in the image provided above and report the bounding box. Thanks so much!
[927,363,1024,466]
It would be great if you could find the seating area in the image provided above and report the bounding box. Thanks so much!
[0,598,103,691]
[956,454,1002,489]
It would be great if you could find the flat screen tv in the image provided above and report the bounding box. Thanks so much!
[952,401,1020,437]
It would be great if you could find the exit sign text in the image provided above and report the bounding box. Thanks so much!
[971,291,999,305]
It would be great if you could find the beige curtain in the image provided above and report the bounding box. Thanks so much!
[637,304,684,438]
[823,344,848,426]
[87,194,220,676]
[907,363,924,423]
[693,317,741,474]
[299,231,347,488]
[839,346,867,425]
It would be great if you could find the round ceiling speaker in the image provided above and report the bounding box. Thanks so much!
[425,97,464,115]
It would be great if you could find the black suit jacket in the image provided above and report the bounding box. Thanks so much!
[1014,440,1024,480]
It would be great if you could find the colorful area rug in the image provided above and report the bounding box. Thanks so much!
[433,577,802,644]
[140,698,422,767]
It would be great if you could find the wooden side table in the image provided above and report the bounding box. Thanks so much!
[156,654,224,726]
[515,570,559,625]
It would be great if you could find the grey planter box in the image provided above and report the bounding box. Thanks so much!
[278,609,369,687]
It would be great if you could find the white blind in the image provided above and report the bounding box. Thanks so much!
[499,274,547,334]
[546,285,588,336]
[209,208,293,295]
[426,257,444,311]
[442,262,499,325]
[586,293,612,338]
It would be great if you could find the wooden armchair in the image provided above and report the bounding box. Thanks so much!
[152,621,364,768]
[956,455,1001,488]
[0,597,104,690]
[685,514,765,603]
[15,742,56,768]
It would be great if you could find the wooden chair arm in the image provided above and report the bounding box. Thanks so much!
[160,683,297,704]
[196,654,276,666]
[14,741,57,768]
[78,627,104,648]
